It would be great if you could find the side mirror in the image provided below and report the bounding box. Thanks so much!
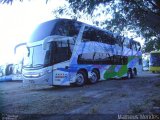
[14,43,26,54]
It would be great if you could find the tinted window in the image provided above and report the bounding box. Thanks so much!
[29,20,58,42]
[53,20,81,37]
[78,53,128,65]
[139,58,142,65]
[44,40,75,66]
[82,26,116,45]
[29,19,81,43]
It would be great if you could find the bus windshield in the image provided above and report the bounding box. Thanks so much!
[23,40,75,69]
[23,45,45,68]
[29,20,58,43]
[150,53,160,66]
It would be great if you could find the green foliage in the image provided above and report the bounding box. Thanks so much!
[55,0,160,52]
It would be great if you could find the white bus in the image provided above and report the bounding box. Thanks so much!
[22,19,142,86]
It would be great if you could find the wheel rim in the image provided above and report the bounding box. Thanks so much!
[90,72,97,83]
[128,72,131,78]
[134,69,137,76]
[76,73,84,85]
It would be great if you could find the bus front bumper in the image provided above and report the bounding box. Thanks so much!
[22,74,52,85]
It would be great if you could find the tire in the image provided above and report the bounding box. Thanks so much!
[89,70,99,84]
[133,68,137,76]
[127,70,133,79]
[75,71,87,87]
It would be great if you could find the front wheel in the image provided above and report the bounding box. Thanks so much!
[75,71,87,87]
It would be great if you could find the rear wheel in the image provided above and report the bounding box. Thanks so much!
[133,68,137,76]
[127,69,133,79]
[75,71,87,87]
[89,70,99,84]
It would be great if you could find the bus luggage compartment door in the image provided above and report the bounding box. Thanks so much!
[52,68,70,86]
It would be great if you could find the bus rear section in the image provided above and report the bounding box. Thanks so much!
[149,51,160,73]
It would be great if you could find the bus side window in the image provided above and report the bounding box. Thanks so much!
[139,58,142,65]
[67,21,81,37]
[82,27,97,42]
[49,41,72,64]
[82,26,116,45]
[77,53,94,64]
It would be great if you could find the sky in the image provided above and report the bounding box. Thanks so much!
[0,0,66,65]
[0,0,144,65]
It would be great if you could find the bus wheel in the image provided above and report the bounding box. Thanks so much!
[133,68,137,76]
[75,71,87,87]
[127,69,133,79]
[89,70,99,84]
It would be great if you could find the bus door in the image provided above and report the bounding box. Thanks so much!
[51,41,71,86]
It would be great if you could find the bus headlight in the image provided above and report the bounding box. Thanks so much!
[39,70,51,76]
[31,74,40,77]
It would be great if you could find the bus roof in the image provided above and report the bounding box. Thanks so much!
[30,18,138,44]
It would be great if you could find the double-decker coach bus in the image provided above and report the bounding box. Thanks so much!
[149,51,160,73]
[22,18,142,86]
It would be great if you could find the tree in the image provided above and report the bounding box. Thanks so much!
[1,0,160,52]
[54,0,160,52]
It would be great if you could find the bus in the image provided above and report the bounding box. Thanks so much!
[22,18,142,86]
[149,51,160,73]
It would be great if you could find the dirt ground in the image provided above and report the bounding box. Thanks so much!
[0,71,160,120]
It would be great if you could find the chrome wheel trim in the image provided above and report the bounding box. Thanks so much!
[90,72,97,83]
[128,71,131,79]
[76,73,84,85]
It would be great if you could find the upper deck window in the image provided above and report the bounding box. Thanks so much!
[29,20,58,43]
[29,19,81,43]
[82,26,116,45]
[53,20,81,37]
